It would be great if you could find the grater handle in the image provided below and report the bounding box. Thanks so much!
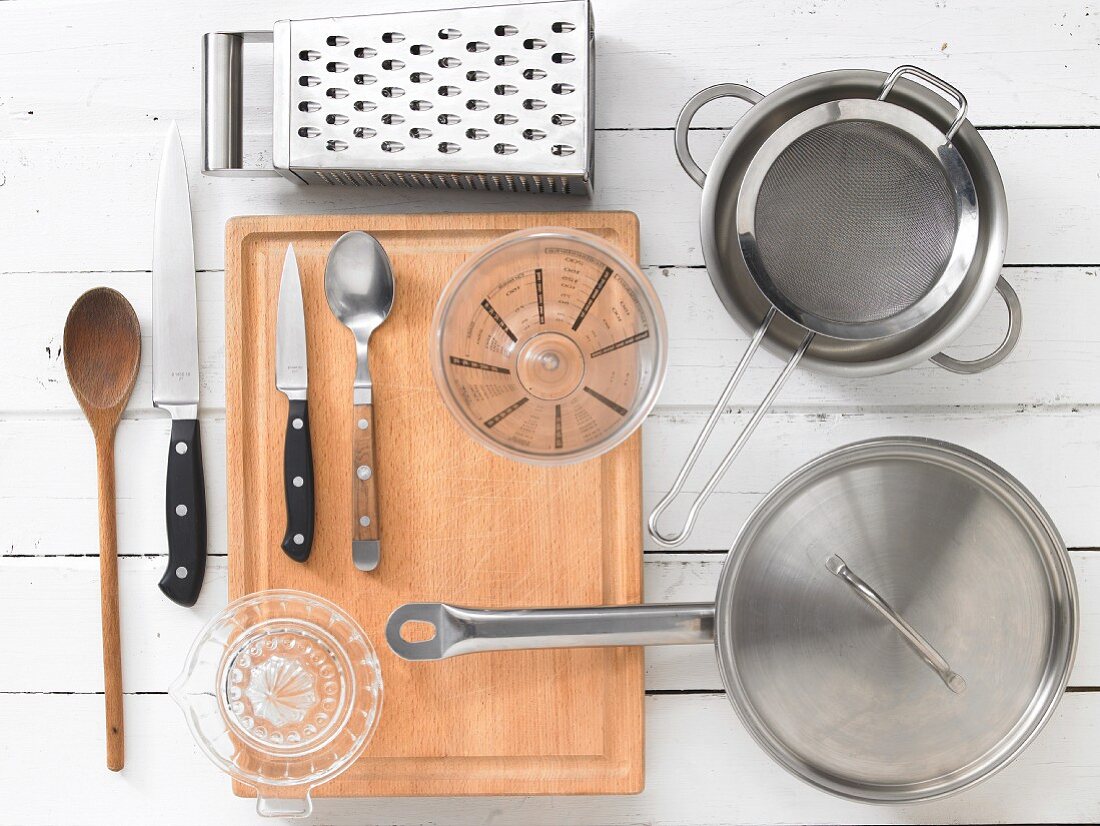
[201,31,281,177]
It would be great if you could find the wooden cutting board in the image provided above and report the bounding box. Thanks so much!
[225,212,644,797]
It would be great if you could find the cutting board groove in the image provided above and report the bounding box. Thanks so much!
[225,212,644,797]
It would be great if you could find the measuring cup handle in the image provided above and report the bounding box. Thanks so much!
[878,65,969,141]
[674,83,764,187]
[932,276,1022,374]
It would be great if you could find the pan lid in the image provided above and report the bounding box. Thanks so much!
[715,438,1077,802]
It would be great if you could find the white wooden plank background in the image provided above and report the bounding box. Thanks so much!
[1,0,1097,823]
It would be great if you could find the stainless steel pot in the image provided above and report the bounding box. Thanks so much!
[388,438,1077,803]
[650,66,1023,547]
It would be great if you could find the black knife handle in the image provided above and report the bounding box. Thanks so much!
[281,399,314,562]
[159,418,207,607]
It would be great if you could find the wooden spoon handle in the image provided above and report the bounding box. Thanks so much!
[352,403,380,571]
[95,435,124,771]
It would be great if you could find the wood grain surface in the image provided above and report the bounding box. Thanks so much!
[225,212,644,796]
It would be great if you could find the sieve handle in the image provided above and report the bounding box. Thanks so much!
[878,65,968,141]
[647,311,812,547]
[674,84,764,187]
[932,277,1022,374]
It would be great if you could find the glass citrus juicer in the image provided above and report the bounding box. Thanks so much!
[170,591,383,817]
[432,227,668,464]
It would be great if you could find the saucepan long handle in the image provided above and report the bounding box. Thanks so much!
[387,603,715,661]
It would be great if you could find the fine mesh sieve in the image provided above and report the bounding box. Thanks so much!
[650,65,999,548]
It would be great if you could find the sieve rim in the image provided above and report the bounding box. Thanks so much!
[736,98,979,342]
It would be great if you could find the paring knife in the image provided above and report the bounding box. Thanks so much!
[152,122,206,607]
[276,244,314,562]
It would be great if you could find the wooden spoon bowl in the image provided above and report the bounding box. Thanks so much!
[63,287,141,771]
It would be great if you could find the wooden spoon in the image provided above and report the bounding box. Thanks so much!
[63,287,141,772]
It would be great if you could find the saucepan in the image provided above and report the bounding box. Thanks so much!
[388,438,1076,802]
[648,66,1023,547]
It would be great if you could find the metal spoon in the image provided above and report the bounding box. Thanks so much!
[63,287,141,771]
[324,231,395,571]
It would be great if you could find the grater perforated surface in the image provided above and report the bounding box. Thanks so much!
[277,0,592,192]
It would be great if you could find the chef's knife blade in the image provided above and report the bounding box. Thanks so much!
[153,122,206,606]
[276,244,314,562]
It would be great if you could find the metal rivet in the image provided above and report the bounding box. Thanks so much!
[357,465,372,480]
[175,566,188,579]
[293,476,304,488]
[360,516,371,527]
[175,442,188,455]
[358,418,369,429]
[176,504,188,517]
[292,417,304,430]
[294,533,305,545]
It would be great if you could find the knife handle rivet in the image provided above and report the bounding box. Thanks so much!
[292,418,304,430]
[175,566,188,579]
[294,533,305,545]
[357,465,372,480]
[358,418,369,430]
[175,441,188,455]
[293,476,304,488]
[360,516,371,527]
[175,504,188,517]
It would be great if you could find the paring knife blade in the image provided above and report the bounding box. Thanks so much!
[152,122,207,607]
[276,244,314,562]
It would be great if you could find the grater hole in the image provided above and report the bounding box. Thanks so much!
[552,52,575,64]
[466,99,489,111]
[438,56,462,68]
[410,127,432,139]
[327,62,348,73]
[523,68,547,80]
[382,32,405,43]
[326,113,349,125]
[410,72,433,83]
[551,21,576,33]
[410,99,433,111]
[524,38,546,49]
[466,70,489,81]
[495,24,519,36]
[466,128,489,140]
[494,143,518,155]
[438,28,461,40]
[354,100,377,112]
[381,113,405,125]
[495,84,518,96]
[382,59,405,70]
[438,141,460,154]
[495,54,518,66]
[551,113,575,125]
[327,139,348,151]
[299,101,321,113]
[552,144,575,156]
[354,126,377,138]
[299,76,321,87]
[438,113,461,124]
[523,98,546,110]
[299,50,320,61]
[327,87,349,98]
[466,41,489,53]
[523,128,546,140]
[382,86,405,97]
[410,44,433,55]
[438,85,461,97]
[354,74,377,85]
[494,113,518,125]
[327,35,350,47]
[381,140,404,152]
[552,83,575,94]
[298,126,321,138]
[354,46,377,58]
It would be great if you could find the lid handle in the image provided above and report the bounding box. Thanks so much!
[826,555,967,695]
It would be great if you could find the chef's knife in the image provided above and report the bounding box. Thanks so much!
[153,122,206,607]
[276,244,314,562]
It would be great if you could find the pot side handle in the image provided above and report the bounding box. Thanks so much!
[674,84,764,187]
[932,276,1022,374]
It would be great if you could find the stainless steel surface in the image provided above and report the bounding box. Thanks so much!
[825,554,966,695]
[202,0,595,193]
[387,602,715,660]
[390,438,1079,803]
[152,122,200,420]
[324,232,394,406]
[353,540,379,572]
[879,64,968,140]
[653,66,1021,547]
[276,244,309,401]
[931,275,1022,373]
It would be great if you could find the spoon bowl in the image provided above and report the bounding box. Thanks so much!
[324,231,395,344]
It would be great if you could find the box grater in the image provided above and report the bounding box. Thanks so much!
[202,0,594,193]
